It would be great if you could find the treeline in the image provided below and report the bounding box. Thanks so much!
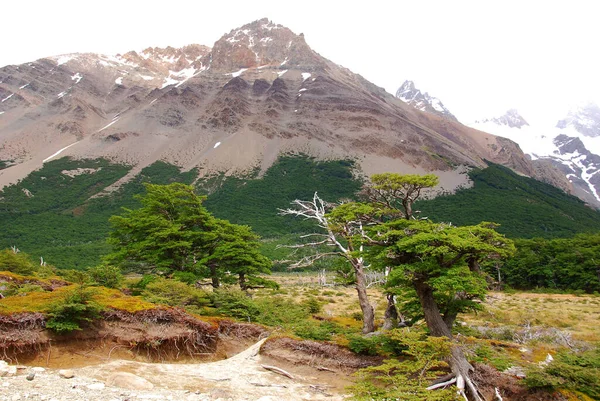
[498,233,600,293]
[416,163,600,238]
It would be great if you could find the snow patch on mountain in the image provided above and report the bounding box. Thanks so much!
[471,104,600,206]
[395,80,457,121]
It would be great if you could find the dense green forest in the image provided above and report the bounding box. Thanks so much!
[416,163,600,238]
[2,156,600,285]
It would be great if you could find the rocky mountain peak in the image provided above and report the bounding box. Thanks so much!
[118,44,211,74]
[476,109,529,129]
[556,102,600,138]
[395,80,457,122]
[206,18,322,72]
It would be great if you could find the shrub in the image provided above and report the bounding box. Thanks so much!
[525,347,600,399]
[142,278,209,307]
[45,287,103,333]
[88,264,123,288]
[0,249,37,275]
[350,329,454,401]
[292,320,341,341]
[211,288,261,322]
[302,297,322,314]
[348,335,381,356]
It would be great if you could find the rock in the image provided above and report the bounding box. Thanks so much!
[58,369,75,379]
[26,372,36,381]
[107,372,154,390]
[31,367,46,373]
[87,382,106,390]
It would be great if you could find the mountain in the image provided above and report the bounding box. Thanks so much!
[471,105,600,207]
[2,19,599,268]
[475,109,529,129]
[395,80,458,121]
[556,102,600,138]
[0,22,542,195]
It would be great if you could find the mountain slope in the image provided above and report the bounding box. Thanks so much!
[416,163,600,238]
[471,105,600,207]
[1,18,547,195]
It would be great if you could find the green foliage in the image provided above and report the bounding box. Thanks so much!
[374,220,514,331]
[107,183,272,288]
[107,182,216,272]
[141,278,209,308]
[525,347,600,399]
[292,319,342,341]
[472,344,513,371]
[416,163,600,238]
[2,283,45,297]
[362,172,439,219]
[350,329,456,401]
[301,297,322,314]
[45,286,103,333]
[87,264,123,288]
[0,158,197,269]
[210,289,261,321]
[500,234,600,292]
[210,289,338,335]
[202,155,362,237]
[0,249,38,275]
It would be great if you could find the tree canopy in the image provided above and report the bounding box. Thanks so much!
[107,183,272,288]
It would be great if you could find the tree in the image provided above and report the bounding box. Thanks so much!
[199,221,274,290]
[280,194,377,334]
[360,173,439,329]
[107,183,272,289]
[280,174,440,334]
[107,183,217,273]
[360,173,439,220]
[372,219,515,400]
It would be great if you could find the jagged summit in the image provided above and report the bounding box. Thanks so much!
[206,18,322,73]
[395,80,457,121]
[556,102,600,138]
[476,109,529,129]
[0,18,561,204]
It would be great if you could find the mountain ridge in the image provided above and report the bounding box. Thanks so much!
[1,18,557,198]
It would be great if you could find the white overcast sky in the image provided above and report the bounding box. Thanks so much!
[2,0,599,125]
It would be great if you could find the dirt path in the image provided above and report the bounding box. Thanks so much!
[1,339,349,401]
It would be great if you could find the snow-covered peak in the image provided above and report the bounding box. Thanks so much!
[475,109,529,129]
[395,80,457,121]
[556,102,600,138]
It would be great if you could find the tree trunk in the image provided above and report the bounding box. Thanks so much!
[413,278,452,338]
[354,259,375,334]
[414,278,483,401]
[382,293,399,330]
[210,265,220,288]
[238,272,247,291]
[443,309,459,332]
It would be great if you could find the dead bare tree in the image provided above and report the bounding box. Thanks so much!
[279,192,376,333]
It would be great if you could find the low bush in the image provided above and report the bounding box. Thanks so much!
[350,329,454,401]
[525,347,600,399]
[0,249,37,276]
[45,287,103,333]
[142,278,209,308]
[88,264,123,288]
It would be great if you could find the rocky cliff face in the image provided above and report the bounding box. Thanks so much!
[395,80,458,122]
[1,18,541,194]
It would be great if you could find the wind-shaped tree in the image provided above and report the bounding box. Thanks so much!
[107,183,272,289]
[371,219,515,400]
